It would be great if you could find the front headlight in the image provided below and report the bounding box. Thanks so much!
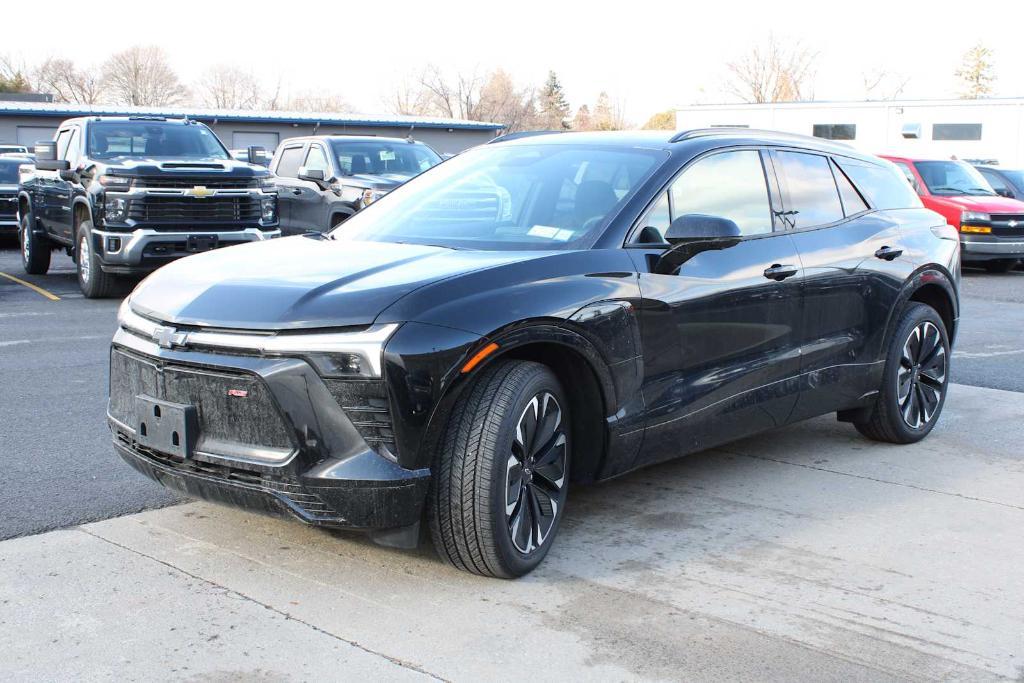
[98,174,133,190]
[260,197,276,224]
[258,176,276,189]
[961,210,990,224]
[105,197,128,222]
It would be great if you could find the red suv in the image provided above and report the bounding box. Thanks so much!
[882,155,1024,272]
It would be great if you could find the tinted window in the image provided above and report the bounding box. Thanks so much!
[978,169,1010,195]
[834,159,922,210]
[330,140,441,177]
[86,122,228,159]
[275,146,305,178]
[813,124,856,140]
[64,128,81,165]
[933,123,982,141]
[54,129,71,160]
[669,150,772,236]
[304,145,330,174]
[775,151,843,228]
[639,191,671,241]
[331,143,664,251]
[831,160,869,215]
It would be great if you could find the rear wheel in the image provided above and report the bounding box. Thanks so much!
[428,360,570,578]
[76,220,117,298]
[854,303,949,444]
[983,259,1018,273]
[19,209,50,275]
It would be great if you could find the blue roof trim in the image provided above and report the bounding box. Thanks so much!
[0,103,504,131]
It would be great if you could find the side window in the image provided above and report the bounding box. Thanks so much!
[834,159,922,210]
[980,169,1010,196]
[894,162,921,193]
[54,129,71,160]
[831,160,869,215]
[275,146,305,178]
[775,151,844,229]
[637,191,671,241]
[669,150,773,237]
[304,145,330,175]
[64,128,82,166]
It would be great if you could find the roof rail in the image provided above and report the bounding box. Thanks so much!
[669,127,847,146]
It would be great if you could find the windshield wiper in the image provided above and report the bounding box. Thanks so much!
[967,187,997,195]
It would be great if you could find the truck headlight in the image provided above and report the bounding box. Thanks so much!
[259,176,276,189]
[961,210,990,224]
[105,197,128,222]
[261,197,276,224]
[98,174,133,190]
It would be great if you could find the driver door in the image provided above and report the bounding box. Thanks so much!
[628,148,804,467]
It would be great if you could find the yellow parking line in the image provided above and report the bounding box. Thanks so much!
[0,272,61,301]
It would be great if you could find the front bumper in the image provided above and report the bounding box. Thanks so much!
[107,328,430,531]
[960,234,1024,261]
[0,218,16,234]
[94,226,280,274]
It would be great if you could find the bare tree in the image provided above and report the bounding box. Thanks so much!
[861,68,909,101]
[0,53,33,93]
[725,35,817,103]
[416,65,489,120]
[476,69,536,133]
[282,91,352,113]
[591,92,627,130]
[102,46,187,106]
[572,104,591,131]
[34,58,105,103]
[956,42,996,99]
[195,65,262,109]
[386,76,434,116]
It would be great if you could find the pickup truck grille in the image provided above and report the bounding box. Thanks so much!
[136,177,260,189]
[128,195,261,228]
[990,214,1024,237]
[0,193,16,219]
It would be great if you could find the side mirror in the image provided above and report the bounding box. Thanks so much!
[34,141,70,172]
[664,214,742,244]
[247,145,266,166]
[298,166,328,186]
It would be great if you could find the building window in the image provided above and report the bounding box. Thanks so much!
[932,123,982,141]
[812,124,856,140]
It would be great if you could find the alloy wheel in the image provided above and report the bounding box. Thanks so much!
[505,391,567,554]
[79,235,91,284]
[897,321,946,429]
[20,218,30,264]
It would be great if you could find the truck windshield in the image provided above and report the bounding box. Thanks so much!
[87,121,230,160]
[330,140,441,177]
[330,143,665,251]
[914,160,997,196]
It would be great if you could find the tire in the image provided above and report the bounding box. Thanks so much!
[854,303,950,444]
[428,360,570,578]
[983,259,1018,273]
[76,220,117,298]
[19,209,50,275]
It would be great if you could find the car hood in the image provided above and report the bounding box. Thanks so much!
[927,194,1024,213]
[97,156,267,177]
[129,236,546,330]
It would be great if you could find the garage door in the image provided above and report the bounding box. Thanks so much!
[231,132,280,152]
[17,126,58,146]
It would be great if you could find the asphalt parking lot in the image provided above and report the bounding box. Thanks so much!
[2,244,1024,680]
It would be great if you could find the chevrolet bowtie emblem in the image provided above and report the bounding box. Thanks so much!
[153,326,189,349]
[1009,220,1019,228]
[189,186,213,198]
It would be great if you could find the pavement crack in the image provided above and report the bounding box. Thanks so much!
[724,450,1024,512]
[77,527,448,682]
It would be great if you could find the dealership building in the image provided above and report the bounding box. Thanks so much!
[0,101,503,155]
[676,97,1024,166]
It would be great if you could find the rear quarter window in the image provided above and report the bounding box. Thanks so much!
[834,158,923,210]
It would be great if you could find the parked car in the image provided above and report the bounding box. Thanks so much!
[0,156,24,237]
[270,135,441,234]
[109,129,959,577]
[882,155,1024,273]
[18,116,280,297]
[974,165,1024,200]
[0,143,30,156]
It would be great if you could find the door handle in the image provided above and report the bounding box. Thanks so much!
[763,264,798,281]
[874,246,903,261]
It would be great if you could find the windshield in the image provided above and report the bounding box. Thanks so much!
[1001,170,1024,189]
[0,161,20,183]
[914,160,996,196]
[87,121,230,160]
[330,143,665,251]
[330,140,441,177]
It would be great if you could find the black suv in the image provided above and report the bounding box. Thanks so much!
[271,135,441,234]
[0,156,24,237]
[18,116,279,297]
[109,129,959,577]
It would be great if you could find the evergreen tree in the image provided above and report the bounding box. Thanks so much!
[572,104,591,131]
[538,70,571,130]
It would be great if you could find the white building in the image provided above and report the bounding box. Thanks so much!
[675,98,1024,167]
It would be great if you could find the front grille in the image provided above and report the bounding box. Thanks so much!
[136,177,260,189]
[128,195,261,228]
[989,214,1024,237]
[323,379,397,458]
[0,194,15,219]
[109,347,294,457]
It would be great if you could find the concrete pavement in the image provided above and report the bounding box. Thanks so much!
[3,382,1022,681]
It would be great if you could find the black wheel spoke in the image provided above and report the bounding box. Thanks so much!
[896,320,947,431]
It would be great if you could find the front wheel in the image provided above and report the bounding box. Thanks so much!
[19,210,51,275]
[76,220,117,298]
[428,360,570,578]
[854,303,950,444]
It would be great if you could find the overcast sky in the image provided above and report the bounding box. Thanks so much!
[6,0,1024,123]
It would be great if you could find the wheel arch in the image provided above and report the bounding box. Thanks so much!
[881,267,959,361]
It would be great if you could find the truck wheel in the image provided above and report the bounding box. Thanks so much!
[854,303,949,444]
[76,221,117,298]
[428,360,570,578]
[19,209,50,275]
[983,259,1018,273]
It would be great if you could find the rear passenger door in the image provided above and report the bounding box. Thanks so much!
[775,150,910,419]
[271,143,307,235]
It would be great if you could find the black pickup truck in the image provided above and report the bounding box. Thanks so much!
[18,116,280,297]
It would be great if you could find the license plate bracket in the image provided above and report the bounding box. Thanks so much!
[186,234,219,253]
[135,395,198,459]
